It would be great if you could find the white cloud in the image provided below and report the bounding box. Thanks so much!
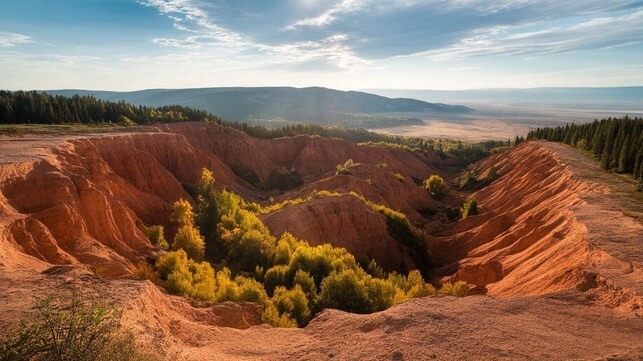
[422,10,643,60]
[286,0,368,29]
[0,32,32,47]
[139,0,370,70]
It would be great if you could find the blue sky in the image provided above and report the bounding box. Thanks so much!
[1,0,642,90]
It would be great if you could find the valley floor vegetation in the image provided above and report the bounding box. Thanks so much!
[137,169,467,328]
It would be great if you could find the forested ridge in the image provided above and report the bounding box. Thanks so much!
[0,90,502,165]
[527,116,643,191]
[0,90,220,125]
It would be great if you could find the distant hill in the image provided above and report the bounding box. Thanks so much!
[46,87,472,128]
[365,87,643,110]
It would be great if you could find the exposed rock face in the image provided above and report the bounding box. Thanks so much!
[261,195,416,272]
[1,129,642,360]
[279,163,437,223]
[434,141,642,314]
[0,123,437,277]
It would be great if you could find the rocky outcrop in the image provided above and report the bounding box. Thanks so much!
[434,141,642,314]
[261,194,416,272]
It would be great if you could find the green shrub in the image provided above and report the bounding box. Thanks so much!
[136,221,169,250]
[155,250,215,301]
[216,191,276,272]
[458,171,478,189]
[264,265,290,296]
[318,270,371,314]
[288,244,356,286]
[461,198,479,218]
[273,236,294,265]
[293,269,317,303]
[169,199,206,261]
[365,259,385,279]
[171,198,196,229]
[172,225,206,262]
[394,173,404,181]
[270,285,311,327]
[155,249,188,280]
[423,175,448,199]
[235,276,269,305]
[336,159,355,175]
[365,277,396,311]
[213,268,238,302]
[438,281,470,297]
[0,291,157,361]
[261,303,298,328]
[119,115,135,127]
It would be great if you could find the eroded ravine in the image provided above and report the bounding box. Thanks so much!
[0,125,641,360]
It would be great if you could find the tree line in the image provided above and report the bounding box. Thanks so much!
[0,90,503,166]
[526,116,643,191]
[0,90,222,125]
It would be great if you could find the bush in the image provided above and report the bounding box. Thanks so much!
[213,268,238,302]
[270,286,311,327]
[171,198,196,229]
[261,303,298,328]
[119,115,135,127]
[235,276,269,305]
[423,175,448,199]
[134,261,157,282]
[288,244,356,286]
[264,265,290,296]
[438,281,469,297]
[293,269,317,303]
[216,191,276,272]
[137,221,169,251]
[0,291,156,361]
[170,199,206,261]
[155,250,215,301]
[365,277,396,311]
[172,225,206,262]
[461,198,479,218]
[318,270,371,314]
[457,171,478,190]
[336,159,355,175]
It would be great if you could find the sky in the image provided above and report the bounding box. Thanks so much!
[1,0,642,91]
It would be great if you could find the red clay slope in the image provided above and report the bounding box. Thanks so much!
[0,123,438,277]
[433,140,642,315]
[1,130,642,360]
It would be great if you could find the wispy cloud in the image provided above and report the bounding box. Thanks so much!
[423,10,643,60]
[286,0,368,29]
[0,32,32,47]
[138,0,370,69]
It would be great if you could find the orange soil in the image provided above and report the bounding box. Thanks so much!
[433,141,642,315]
[0,126,641,360]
